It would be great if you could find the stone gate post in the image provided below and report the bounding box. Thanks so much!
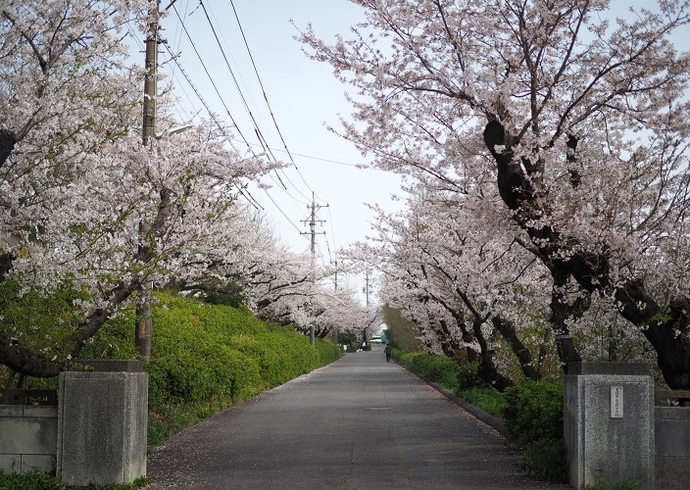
[564,362,654,490]
[57,360,147,486]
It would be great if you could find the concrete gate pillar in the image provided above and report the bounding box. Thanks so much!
[564,362,654,490]
[57,360,148,486]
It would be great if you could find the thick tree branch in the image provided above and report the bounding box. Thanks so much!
[485,120,690,388]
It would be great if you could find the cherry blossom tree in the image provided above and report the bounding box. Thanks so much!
[352,182,555,388]
[301,0,690,387]
[244,253,369,341]
[0,0,276,377]
[2,0,148,376]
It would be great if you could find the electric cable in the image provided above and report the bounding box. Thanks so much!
[167,2,346,260]
[227,0,320,203]
[172,2,254,150]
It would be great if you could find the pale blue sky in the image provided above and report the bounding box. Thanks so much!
[149,0,687,302]
[157,0,404,279]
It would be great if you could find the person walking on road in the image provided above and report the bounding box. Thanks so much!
[384,343,392,362]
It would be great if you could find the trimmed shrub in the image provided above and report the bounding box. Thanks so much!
[314,338,341,365]
[394,351,461,392]
[458,386,506,418]
[80,310,138,360]
[502,378,564,443]
[456,361,486,390]
[502,378,568,484]
[518,437,568,483]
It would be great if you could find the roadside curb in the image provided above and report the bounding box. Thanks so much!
[396,363,514,441]
[427,381,514,441]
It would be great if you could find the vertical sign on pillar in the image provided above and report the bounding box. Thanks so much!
[610,385,623,419]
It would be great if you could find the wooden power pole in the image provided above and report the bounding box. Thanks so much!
[135,0,160,361]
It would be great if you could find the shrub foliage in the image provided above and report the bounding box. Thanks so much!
[392,350,461,392]
[502,378,568,483]
[502,378,564,443]
[68,292,340,445]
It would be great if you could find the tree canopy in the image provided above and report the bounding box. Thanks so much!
[301,0,690,387]
[0,0,370,377]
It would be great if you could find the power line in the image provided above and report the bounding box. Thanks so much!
[227,0,318,200]
[195,1,318,209]
[164,2,346,264]
[171,2,254,150]
[160,41,230,146]
[159,39,262,210]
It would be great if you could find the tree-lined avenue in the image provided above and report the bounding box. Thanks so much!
[144,350,570,489]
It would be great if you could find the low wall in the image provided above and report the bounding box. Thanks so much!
[655,406,690,490]
[0,405,57,474]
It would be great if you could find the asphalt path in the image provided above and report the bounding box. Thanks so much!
[144,349,571,489]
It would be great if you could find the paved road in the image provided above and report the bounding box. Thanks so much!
[144,350,571,489]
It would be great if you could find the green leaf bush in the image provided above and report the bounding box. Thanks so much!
[502,378,564,443]
[502,378,568,483]
[393,350,461,392]
[456,361,486,390]
[69,291,340,445]
[145,293,340,406]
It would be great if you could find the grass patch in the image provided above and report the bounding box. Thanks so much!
[147,399,230,447]
[587,481,639,490]
[0,471,149,489]
[392,350,460,392]
[517,437,568,483]
[458,386,506,417]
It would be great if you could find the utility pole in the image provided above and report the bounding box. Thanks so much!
[142,0,159,145]
[334,259,338,291]
[363,268,371,307]
[136,0,160,361]
[301,193,327,346]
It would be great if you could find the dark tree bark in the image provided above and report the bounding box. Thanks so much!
[445,307,481,361]
[485,120,690,389]
[491,316,541,381]
[0,336,62,378]
[0,252,13,283]
[0,280,141,377]
[548,267,585,371]
[437,318,463,357]
[0,128,15,168]
[471,318,514,391]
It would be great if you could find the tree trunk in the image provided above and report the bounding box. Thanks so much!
[491,316,541,381]
[437,318,463,358]
[471,319,514,391]
[0,129,15,168]
[135,286,152,361]
[548,268,585,371]
[485,120,690,389]
[0,334,62,378]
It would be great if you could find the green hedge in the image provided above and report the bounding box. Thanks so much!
[392,350,461,392]
[502,379,568,482]
[74,292,340,445]
[143,293,340,405]
[502,378,564,443]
